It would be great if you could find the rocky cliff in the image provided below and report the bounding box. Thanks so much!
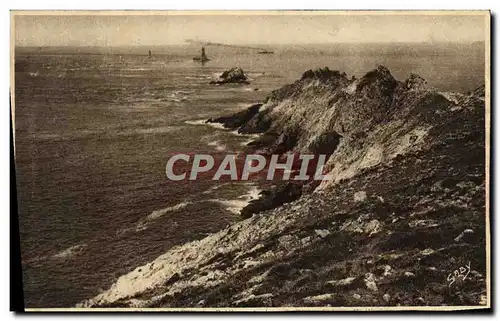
[78,66,487,308]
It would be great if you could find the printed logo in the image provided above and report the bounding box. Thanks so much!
[165,153,333,181]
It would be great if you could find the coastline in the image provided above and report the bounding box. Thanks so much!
[78,66,487,309]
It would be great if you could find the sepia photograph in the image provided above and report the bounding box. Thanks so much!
[10,10,490,311]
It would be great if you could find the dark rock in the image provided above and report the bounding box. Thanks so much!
[245,130,299,155]
[209,67,250,85]
[357,65,398,98]
[302,180,321,193]
[244,133,278,149]
[300,67,344,81]
[269,132,299,155]
[206,104,262,129]
[238,109,272,134]
[240,182,303,219]
[307,131,342,157]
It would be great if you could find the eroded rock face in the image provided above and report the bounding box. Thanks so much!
[210,67,250,85]
[79,66,486,308]
[209,66,478,191]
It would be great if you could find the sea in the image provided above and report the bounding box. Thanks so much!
[13,43,485,307]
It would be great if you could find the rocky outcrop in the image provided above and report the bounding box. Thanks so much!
[404,73,428,91]
[79,66,486,308]
[206,104,262,130]
[240,182,303,219]
[210,67,250,85]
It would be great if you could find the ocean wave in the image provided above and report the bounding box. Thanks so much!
[133,126,181,135]
[242,87,260,92]
[146,202,192,221]
[121,67,152,71]
[240,137,258,146]
[229,129,260,140]
[117,201,192,234]
[206,140,227,151]
[185,118,261,147]
[120,183,259,235]
[185,119,227,130]
[207,185,261,215]
[53,244,87,259]
[201,183,229,195]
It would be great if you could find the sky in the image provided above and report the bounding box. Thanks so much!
[14,13,487,47]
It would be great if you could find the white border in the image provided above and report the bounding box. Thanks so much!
[3,1,497,320]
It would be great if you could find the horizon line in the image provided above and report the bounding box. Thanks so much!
[15,40,486,48]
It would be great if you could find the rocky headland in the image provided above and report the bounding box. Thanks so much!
[79,66,487,309]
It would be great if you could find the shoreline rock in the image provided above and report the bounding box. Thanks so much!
[240,182,303,219]
[206,103,262,130]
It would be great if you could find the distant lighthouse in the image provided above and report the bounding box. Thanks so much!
[193,46,210,64]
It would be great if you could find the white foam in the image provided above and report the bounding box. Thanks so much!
[207,140,220,146]
[201,183,228,195]
[146,202,192,221]
[117,202,192,235]
[205,140,227,151]
[240,137,258,146]
[185,117,261,146]
[53,244,87,259]
[229,129,260,139]
[185,119,227,130]
[208,185,261,215]
[134,202,191,232]
[215,144,227,152]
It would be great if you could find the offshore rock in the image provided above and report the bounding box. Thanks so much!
[210,67,250,85]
